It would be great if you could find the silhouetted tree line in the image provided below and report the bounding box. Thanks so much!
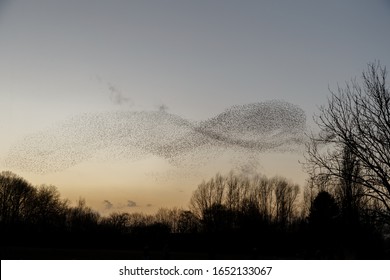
[1,170,389,259]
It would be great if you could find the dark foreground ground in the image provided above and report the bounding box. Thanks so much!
[2,223,389,260]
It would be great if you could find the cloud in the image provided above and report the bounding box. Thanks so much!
[127,200,137,207]
[103,200,113,210]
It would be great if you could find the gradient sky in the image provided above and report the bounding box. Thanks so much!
[1,0,389,214]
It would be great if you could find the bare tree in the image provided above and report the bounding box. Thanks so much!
[189,173,225,219]
[155,207,182,233]
[189,171,301,231]
[224,172,251,212]
[273,177,300,227]
[250,175,275,222]
[0,171,35,224]
[177,210,200,233]
[305,62,390,222]
[66,198,100,232]
[26,184,69,229]
[102,212,130,233]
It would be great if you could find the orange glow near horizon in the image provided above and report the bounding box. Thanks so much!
[7,151,307,215]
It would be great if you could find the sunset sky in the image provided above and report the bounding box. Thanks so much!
[1,0,389,214]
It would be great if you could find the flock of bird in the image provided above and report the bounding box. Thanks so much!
[5,100,307,174]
